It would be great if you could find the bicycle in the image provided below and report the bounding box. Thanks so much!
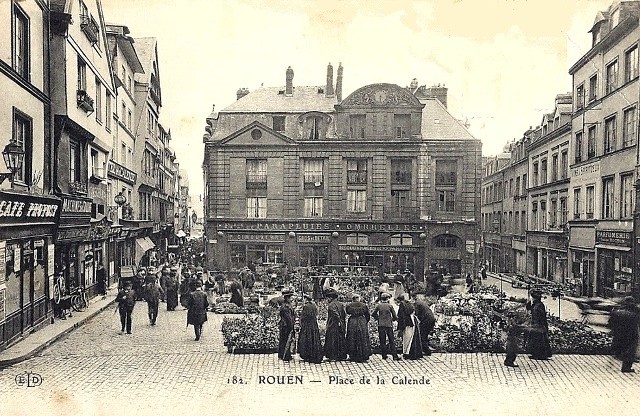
[70,286,89,312]
[53,274,65,305]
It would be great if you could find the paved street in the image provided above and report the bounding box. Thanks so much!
[1,300,639,416]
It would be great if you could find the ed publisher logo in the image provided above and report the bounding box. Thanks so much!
[14,372,43,387]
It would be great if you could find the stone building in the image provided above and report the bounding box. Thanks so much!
[481,151,510,272]
[569,0,639,297]
[203,64,482,280]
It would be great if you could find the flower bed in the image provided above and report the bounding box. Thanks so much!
[220,286,614,354]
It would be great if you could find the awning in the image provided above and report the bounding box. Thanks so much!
[595,244,631,252]
[176,230,186,238]
[134,237,156,264]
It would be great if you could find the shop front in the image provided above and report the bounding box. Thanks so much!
[55,195,92,291]
[209,219,427,281]
[526,231,568,282]
[569,225,596,297]
[0,191,62,347]
[596,230,633,298]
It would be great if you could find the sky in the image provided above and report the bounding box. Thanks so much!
[101,0,612,214]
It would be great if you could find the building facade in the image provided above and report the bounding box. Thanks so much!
[203,65,482,280]
[0,0,63,347]
[481,152,510,273]
[569,1,639,297]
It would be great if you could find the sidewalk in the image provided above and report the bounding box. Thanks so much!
[0,287,118,368]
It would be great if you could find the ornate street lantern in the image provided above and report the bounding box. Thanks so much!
[0,140,25,185]
[114,191,127,206]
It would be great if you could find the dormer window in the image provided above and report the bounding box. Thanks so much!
[273,116,285,132]
[308,116,322,140]
[394,114,410,138]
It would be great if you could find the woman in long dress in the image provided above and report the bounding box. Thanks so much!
[396,294,423,360]
[345,294,372,362]
[323,288,347,361]
[525,290,552,360]
[298,295,323,364]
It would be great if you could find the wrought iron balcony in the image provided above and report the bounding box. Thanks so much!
[347,170,367,184]
[69,180,88,195]
[246,174,267,189]
[384,205,419,220]
[80,15,99,44]
[391,171,411,185]
[77,89,94,113]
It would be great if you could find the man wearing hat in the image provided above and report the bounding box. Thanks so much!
[372,292,400,360]
[323,288,347,361]
[115,281,136,334]
[609,296,640,373]
[186,280,209,341]
[525,289,552,360]
[278,289,295,361]
[165,267,179,311]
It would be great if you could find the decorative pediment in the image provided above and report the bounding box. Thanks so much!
[341,83,422,107]
[297,111,332,124]
[220,121,297,146]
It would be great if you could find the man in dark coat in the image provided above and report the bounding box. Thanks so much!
[372,292,400,360]
[230,280,244,307]
[525,290,552,360]
[298,294,323,364]
[115,282,136,334]
[609,296,640,373]
[397,294,423,360]
[165,269,179,311]
[144,279,163,326]
[96,263,107,298]
[133,268,146,301]
[278,290,295,361]
[186,280,209,341]
[413,293,436,356]
[324,288,347,361]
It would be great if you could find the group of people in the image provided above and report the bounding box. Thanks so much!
[277,287,436,364]
[114,258,210,341]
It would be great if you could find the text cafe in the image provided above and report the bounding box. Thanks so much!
[209,220,426,280]
[0,191,62,348]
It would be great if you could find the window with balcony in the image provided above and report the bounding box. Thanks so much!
[576,84,584,109]
[304,197,323,217]
[303,159,323,187]
[602,177,614,219]
[391,159,412,185]
[12,4,29,80]
[587,125,597,159]
[549,199,557,228]
[247,197,267,218]
[246,159,267,188]
[625,46,639,82]
[540,201,547,230]
[621,174,633,218]
[438,190,455,212]
[560,197,567,225]
[531,202,538,230]
[606,60,618,94]
[551,154,558,182]
[532,162,539,186]
[394,114,410,138]
[12,110,32,184]
[561,150,568,179]
[79,1,99,45]
[346,159,367,184]
[349,115,366,139]
[604,116,617,154]
[347,190,366,213]
[433,234,458,248]
[585,185,594,219]
[589,74,598,101]
[272,116,285,133]
[575,132,583,163]
[574,188,581,219]
[623,106,636,148]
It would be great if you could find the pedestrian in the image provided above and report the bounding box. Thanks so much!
[413,293,436,356]
[372,292,400,360]
[179,270,192,309]
[278,289,295,361]
[312,274,324,301]
[115,281,136,334]
[186,280,209,341]
[323,287,347,361]
[133,267,146,301]
[96,262,107,298]
[525,290,552,360]
[345,294,372,363]
[229,280,244,307]
[608,296,640,373]
[397,293,423,360]
[165,269,179,311]
[297,294,323,364]
[159,266,169,302]
[144,278,163,326]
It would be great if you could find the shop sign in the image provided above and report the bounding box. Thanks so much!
[0,241,5,284]
[571,161,600,186]
[47,243,54,278]
[298,234,331,243]
[57,227,90,242]
[596,230,632,247]
[217,220,423,233]
[88,182,107,202]
[107,160,137,185]
[465,240,475,254]
[0,192,61,225]
[338,244,419,253]
[62,197,92,214]
[13,245,20,272]
[228,233,285,242]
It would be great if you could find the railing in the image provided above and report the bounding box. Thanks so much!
[383,205,419,219]
[69,180,88,195]
[246,174,267,188]
[347,170,367,184]
[80,15,99,44]
[391,171,411,185]
[76,89,94,113]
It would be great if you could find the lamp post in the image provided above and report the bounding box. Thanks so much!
[0,139,26,185]
[114,191,127,223]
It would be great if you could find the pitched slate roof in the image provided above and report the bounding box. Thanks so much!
[222,86,338,113]
[419,98,476,141]
[133,37,157,83]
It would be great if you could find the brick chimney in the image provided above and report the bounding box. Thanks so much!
[236,88,249,100]
[425,84,448,108]
[285,66,294,96]
[326,63,334,97]
[336,62,343,102]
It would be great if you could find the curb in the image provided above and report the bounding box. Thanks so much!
[0,298,116,368]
